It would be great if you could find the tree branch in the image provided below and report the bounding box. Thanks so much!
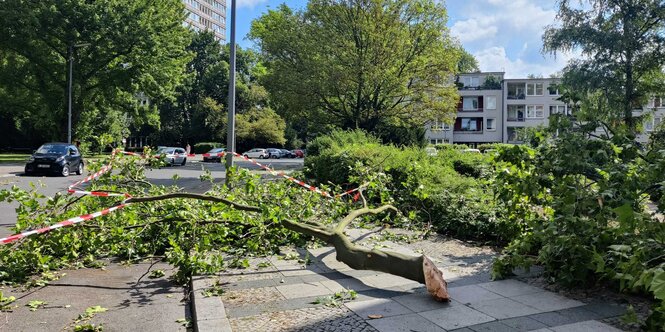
[124,193,261,212]
[334,205,398,233]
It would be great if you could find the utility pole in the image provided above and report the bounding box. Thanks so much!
[67,44,73,144]
[66,43,89,144]
[225,0,237,169]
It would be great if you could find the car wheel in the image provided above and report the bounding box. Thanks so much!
[61,164,70,177]
[170,158,175,165]
[181,158,187,166]
[76,163,84,175]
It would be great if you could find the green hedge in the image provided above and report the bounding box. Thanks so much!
[305,130,517,244]
[193,142,223,154]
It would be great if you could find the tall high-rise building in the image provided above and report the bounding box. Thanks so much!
[182,0,226,41]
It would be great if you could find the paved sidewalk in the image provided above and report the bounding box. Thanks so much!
[0,164,23,177]
[191,229,627,332]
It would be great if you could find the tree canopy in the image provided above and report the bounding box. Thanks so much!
[0,0,192,148]
[543,0,665,135]
[249,0,463,138]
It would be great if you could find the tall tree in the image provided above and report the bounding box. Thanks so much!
[543,0,665,135]
[250,0,462,135]
[0,0,192,146]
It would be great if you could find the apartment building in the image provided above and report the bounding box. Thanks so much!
[503,78,568,143]
[426,72,504,145]
[637,97,665,143]
[182,0,226,41]
[425,72,568,146]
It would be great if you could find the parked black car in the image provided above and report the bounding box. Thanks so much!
[280,149,296,158]
[25,143,84,177]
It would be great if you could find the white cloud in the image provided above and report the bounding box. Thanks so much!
[474,46,577,78]
[451,18,497,43]
[237,0,268,9]
[448,1,567,77]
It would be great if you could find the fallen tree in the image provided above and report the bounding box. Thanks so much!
[0,156,448,302]
[125,193,450,301]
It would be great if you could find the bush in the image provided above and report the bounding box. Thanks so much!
[305,130,517,243]
[193,142,223,154]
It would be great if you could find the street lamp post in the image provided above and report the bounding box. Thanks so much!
[67,43,90,144]
[225,0,237,169]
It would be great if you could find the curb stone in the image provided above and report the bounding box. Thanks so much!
[191,276,233,332]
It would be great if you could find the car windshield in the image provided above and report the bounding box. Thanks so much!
[156,148,170,154]
[36,144,67,154]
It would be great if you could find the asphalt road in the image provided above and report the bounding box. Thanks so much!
[0,158,304,238]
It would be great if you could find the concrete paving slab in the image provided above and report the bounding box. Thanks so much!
[582,303,626,318]
[366,313,447,332]
[550,320,623,331]
[469,297,542,319]
[392,292,456,313]
[467,320,518,332]
[512,291,585,312]
[320,277,373,293]
[419,305,496,330]
[357,273,415,289]
[500,316,549,331]
[344,298,413,319]
[477,279,544,297]
[276,282,331,299]
[196,318,233,332]
[448,284,506,305]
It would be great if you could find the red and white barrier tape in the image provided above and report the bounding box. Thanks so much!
[0,204,127,245]
[67,189,131,198]
[1,148,362,245]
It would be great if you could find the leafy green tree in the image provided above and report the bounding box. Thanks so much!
[250,0,462,137]
[235,108,287,151]
[457,48,479,73]
[543,0,665,134]
[0,0,192,146]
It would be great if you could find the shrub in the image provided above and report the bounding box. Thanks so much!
[305,130,516,243]
[193,142,223,154]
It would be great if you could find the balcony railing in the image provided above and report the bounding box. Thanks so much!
[453,129,484,133]
[507,117,525,122]
[507,94,525,100]
[458,108,483,112]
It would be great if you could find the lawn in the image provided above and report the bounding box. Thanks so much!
[0,153,29,164]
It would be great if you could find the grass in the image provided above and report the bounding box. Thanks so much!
[0,154,30,164]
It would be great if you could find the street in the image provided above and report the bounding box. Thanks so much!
[0,157,304,238]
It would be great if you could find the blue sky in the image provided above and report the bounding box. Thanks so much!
[230,0,575,78]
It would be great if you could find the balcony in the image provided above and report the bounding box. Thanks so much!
[507,93,525,100]
[458,107,483,112]
[507,117,525,122]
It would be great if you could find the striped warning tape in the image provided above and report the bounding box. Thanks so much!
[67,189,132,198]
[0,204,127,245]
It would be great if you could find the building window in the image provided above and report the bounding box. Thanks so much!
[184,0,198,6]
[548,85,559,95]
[454,117,483,132]
[507,105,525,122]
[188,12,200,22]
[213,0,224,11]
[430,139,448,144]
[486,118,496,131]
[526,83,543,96]
[526,105,544,118]
[650,97,664,108]
[550,105,568,115]
[429,119,449,131]
[486,96,496,110]
[507,83,526,99]
[462,76,479,87]
[462,97,480,110]
[646,117,663,131]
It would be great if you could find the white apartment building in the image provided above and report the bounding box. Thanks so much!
[504,78,568,143]
[182,0,226,41]
[426,72,569,146]
[426,72,504,145]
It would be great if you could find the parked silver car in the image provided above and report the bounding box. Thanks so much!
[242,148,268,159]
[156,147,187,165]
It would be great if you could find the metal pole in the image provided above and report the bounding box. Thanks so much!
[67,44,73,144]
[225,0,237,169]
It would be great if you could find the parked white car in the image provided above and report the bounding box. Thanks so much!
[242,148,268,159]
[156,147,187,165]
